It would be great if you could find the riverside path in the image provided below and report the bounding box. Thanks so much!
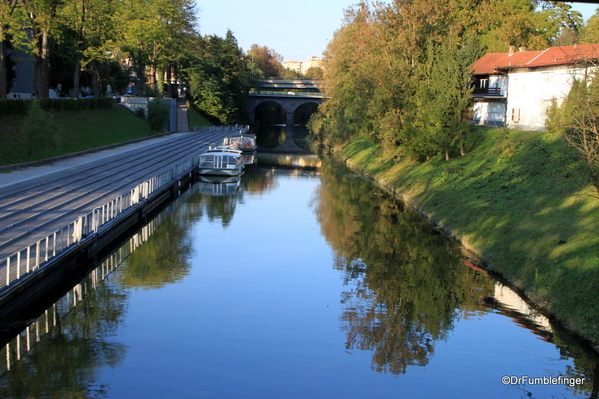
[0,127,236,266]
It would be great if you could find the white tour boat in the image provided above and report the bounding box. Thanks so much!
[197,146,244,176]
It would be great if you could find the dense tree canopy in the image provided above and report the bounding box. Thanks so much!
[182,30,253,124]
[310,0,585,160]
[1,0,258,124]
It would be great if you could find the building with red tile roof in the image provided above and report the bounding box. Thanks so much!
[471,44,599,130]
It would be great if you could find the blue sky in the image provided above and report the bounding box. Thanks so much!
[195,1,599,62]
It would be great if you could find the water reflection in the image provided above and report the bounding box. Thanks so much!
[255,125,287,148]
[254,153,321,170]
[254,126,312,153]
[315,159,598,396]
[198,175,242,197]
[0,157,598,398]
[0,185,200,398]
[316,160,492,374]
[0,236,130,398]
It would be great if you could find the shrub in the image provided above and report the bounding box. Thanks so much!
[147,98,170,132]
[133,106,146,119]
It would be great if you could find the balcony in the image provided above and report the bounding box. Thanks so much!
[473,87,503,97]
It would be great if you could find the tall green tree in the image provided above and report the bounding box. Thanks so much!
[580,8,599,45]
[115,0,196,95]
[412,35,484,160]
[310,0,575,159]
[18,0,63,99]
[310,3,380,147]
[59,0,119,97]
[184,30,252,124]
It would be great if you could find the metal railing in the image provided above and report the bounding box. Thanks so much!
[0,125,249,292]
[0,183,200,373]
[248,90,324,98]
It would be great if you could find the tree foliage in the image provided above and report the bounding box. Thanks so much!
[246,44,284,78]
[182,30,253,124]
[147,97,169,132]
[310,0,578,160]
[2,0,256,124]
[546,77,599,198]
[580,7,599,45]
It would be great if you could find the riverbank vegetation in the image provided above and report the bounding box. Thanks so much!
[309,0,599,344]
[333,127,599,344]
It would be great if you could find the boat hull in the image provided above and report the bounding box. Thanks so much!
[197,167,243,177]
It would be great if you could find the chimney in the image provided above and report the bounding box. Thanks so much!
[508,46,516,55]
[519,47,526,52]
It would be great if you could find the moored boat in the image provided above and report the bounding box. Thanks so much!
[222,134,257,152]
[198,146,244,176]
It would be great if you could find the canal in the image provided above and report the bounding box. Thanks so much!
[0,148,597,398]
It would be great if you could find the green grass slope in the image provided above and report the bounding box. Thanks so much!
[0,105,155,166]
[336,127,599,344]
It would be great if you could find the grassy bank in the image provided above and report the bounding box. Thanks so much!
[0,105,154,166]
[0,103,213,167]
[333,127,599,344]
[187,101,212,130]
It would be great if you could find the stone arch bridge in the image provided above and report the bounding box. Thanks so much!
[248,79,326,126]
[247,93,325,126]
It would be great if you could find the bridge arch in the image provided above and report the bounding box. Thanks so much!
[253,100,286,125]
[294,102,320,126]
[247,95,325,126]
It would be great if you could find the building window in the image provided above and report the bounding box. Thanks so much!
[511,108,520,123]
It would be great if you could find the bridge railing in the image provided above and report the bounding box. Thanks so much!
[248,90,324,98]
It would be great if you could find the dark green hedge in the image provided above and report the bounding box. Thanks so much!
[0,97,113,116]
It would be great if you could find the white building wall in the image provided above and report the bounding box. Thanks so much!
[506,66,594,131]
[283,61,302,74]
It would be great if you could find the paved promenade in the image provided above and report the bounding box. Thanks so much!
[0,128,234,261]
[0,133,192,189]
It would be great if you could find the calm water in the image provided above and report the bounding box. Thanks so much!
[0,156,597,398]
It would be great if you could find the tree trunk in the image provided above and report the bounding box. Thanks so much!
[445,150,450,161]
[0,30,7,99]
[135,60,145,95]
[156,65,164,97]
[70,52,81,98]
[36,30,50,99]
[89,60,101,97]
[165,65,172,98]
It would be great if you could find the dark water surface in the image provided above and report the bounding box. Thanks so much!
[0,157,597,398]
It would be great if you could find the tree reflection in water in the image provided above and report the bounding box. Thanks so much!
[316,160,496,374]
[316,159,599,397]
[0,283,128,398]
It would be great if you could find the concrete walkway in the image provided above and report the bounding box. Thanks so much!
[177,98,189,132]
[0,132,193,189]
